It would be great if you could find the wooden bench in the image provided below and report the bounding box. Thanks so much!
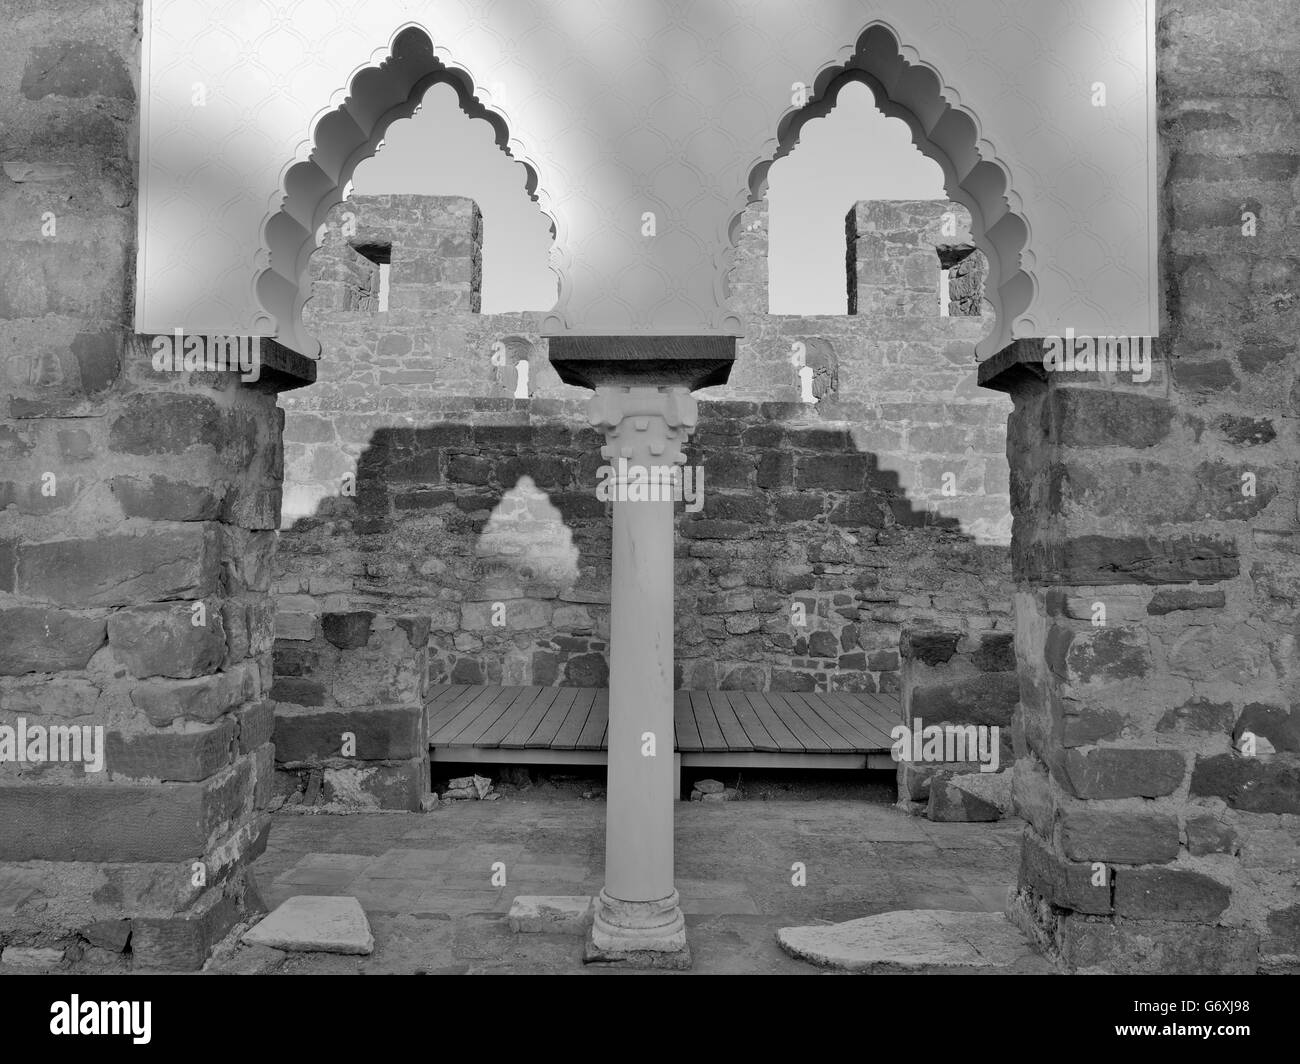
[426,685,899,794]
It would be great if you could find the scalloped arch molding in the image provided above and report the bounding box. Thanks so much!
[137,0,1157,359]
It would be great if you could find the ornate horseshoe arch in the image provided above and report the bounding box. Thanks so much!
[725,22,1035,357]
[254,24,564,357]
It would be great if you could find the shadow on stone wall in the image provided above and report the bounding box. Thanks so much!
[273,400,1012,698]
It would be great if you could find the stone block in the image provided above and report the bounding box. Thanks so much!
[1059,807,1181,864]
[0,607,106,674]
[236,701,275,754]
[268,677,326,707]
[1057,747,1185,799]
[1157,698,1235,735]
[973,631,1015,672]
[1147,588,1227,615]
[1046,625,1150,684]
[108,393,223,455]
[275,612,317,641]
[1113,867,1231,922]
[1236,702,1300,754]
[16,526,221,607]
[1190,753,1300,814]
[82,919,132,952]
[770,669,816,692]
[111,475,225,521]
[321,610,375,649]
[394,615,431,648]
[1049,535,1240,586]
[1018,829,1112,915]
[907,673,1020,727]
[132,890,243,972]
[107,601,226,679]
[796,454,871,490]
[1185,814,1237,856]
[129,666,256,726]
[563,653,608,686]
[927,771,1008,821]
[901,629,960,665]
[273,704,424,762]
[1,946,63,969]
[1010,756,1054,836]
[508,895,594,935]
[0,758,253,862]
[322,759,425,810]
[1046,390,1173,448]
[1057,914,1258,974]
[107,718,238,782]
[21,40,134,99]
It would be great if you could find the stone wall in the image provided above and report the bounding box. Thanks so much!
[272,192,1016,806]
[896,625,1018,819]
[990,0,1300,974]
[0,1,302,970]
[274,400,1012,693]
[1,0,1292,977]
[846,200,986,317]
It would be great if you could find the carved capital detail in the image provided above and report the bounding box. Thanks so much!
[587,385,698,468]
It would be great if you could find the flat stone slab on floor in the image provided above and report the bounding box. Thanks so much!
[508,895,594,935]
[778,909,1030,972]
[243,896,374,956]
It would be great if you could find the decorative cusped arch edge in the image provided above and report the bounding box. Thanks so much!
[722,21,1036,359]
[254,24,564,357]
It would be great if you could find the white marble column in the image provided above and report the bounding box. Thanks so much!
[585,384,697,963]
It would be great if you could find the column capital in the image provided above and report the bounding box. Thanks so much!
[587,385,698,468]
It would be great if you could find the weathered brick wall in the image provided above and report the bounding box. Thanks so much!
[994,0,1300,974]
[0,1,286,969]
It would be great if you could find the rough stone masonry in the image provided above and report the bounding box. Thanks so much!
[983,0,1300,973]
[0,0,297,970]
[270,192,1015,812]
[0,0,1296,975]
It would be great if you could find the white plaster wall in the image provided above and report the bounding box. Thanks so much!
[137,0,1156,355]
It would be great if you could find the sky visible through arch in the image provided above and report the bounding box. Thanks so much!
[352,81,946,316]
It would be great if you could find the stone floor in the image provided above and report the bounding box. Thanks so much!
[228,796,1054,974]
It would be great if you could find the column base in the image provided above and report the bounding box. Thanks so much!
[583,889,691,968]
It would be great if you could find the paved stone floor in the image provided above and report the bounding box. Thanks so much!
[232,797,1054,974]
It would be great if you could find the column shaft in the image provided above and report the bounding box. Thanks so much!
[605,491,676,902]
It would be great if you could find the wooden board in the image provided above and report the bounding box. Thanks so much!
[576,689,609,750]
[722,690,779,752]
[476,686,549,748]
[706,691,753,752]
[797,691,886,750]
[688,690,727,751]
[781,692,858,753]
[423,685,901,757]
[525,687,584,749]
[763,691,831,752]
[741,691,803,751]
[500,686,565,748]
[823,690,897,747]
[430,685,505,745]
[673,690,703,751]
[551,687,598,750]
